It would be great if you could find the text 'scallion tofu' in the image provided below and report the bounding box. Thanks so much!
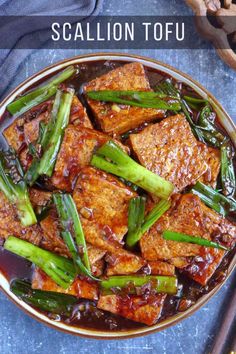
[84,62,164,135]
[130,114,220,192]
[140,194,236,285]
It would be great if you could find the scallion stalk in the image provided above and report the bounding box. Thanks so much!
[126,199,171,248]
[11,279,77,315]
[87,90,181,111]
[53,193,97,281]
[100,275,178,295]
[162,230,228,251]
[4,236,76,289]
[7,66,76,117]
[91,141,174,199]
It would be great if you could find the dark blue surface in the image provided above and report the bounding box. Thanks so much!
[0,1,236,353]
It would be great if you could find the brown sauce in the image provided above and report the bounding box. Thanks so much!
[0,59,235,331]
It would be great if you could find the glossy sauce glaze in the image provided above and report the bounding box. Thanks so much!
[0,60,235,331]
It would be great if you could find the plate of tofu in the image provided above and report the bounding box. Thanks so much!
[0,53,235,338]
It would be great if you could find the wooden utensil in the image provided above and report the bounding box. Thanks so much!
[185,0,236,70]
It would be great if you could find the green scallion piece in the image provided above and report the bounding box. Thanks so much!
[162,230,228,251]
[7,66,76,117]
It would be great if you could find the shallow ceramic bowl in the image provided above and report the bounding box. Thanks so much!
[0,53,235,339]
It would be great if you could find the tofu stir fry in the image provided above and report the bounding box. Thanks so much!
[0,61,235,330]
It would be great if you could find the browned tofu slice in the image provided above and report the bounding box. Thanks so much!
[23,103,52,145]
[3,101,52,151]
[32,268,98,300]
[29,188,52,208]
[40,207,106,273]
[183,247,225,286]
[199,145,221,188]
[40,212,106,276]
[0,191,42,245]
[23,96,92,146]
[51,125,127,191]
[84,62,164,135]
[40,209,70,258]
[106,252,146,276]
[140,193,236,285]
[73,166,136,248]
[98,293,166,326]
[4,96,92,173]
[73,166,144,274]
[29,188,106,274]
[147,261,175,276]
[69,95,93,128]
[130,114,209,192]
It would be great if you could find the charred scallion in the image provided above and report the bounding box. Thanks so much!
[221,142,236,198]
[183,95,207,110]
[191,181,236,216]
[7,66,76,117]
[155,79,225,147]
[126,197,145,247]
[163,230,228,251]
[0,149,36,226]
[197,105,225,148]
[25,88,74,186]
[87,90,181,111]
[11,279,77,315]
[91,141,174,199]
[156,79,204,141]
[101,275,178,295]
[4,236,76,289]
[53,193,97,281]
[126,198,171,248]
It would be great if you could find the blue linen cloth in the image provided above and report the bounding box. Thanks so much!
[0,0,103,98]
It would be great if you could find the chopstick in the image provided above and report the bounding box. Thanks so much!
[210,276,236,354]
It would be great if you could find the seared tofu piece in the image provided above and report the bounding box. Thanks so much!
[4,96,91,150]
[40,207,106,274]
[41,211,105,275]
[73,167,136,248]
[106,252,146,276]
[183,247,225,286]
[23,96,92,146]
[4,96,92,172]
[69,95,92,128]
[199,146,221,188]
[3,101,52,151]
[73,166,144,274]
[0,191,42,245]
[130,114,209,192]
[51,125,127,191]
[147,261,175,276]
[84,62,164,135]
[32,268,98,300]
[87,245,106,276]
[98,294,166,326]
[29,188,52,208]
[29,188,106,273]
[140,193,236,285]
[40,209,70,258]
[23,104,52,145]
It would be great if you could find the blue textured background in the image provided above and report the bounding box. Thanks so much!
[0,1,236,353]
